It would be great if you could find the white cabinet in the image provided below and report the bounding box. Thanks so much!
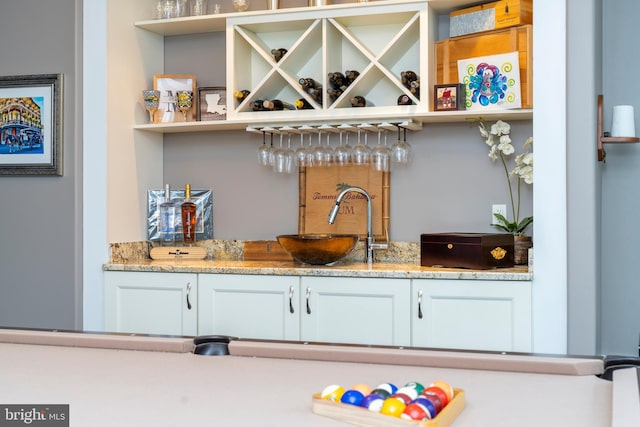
[411,279,532,352]
[104,271,197,336]
[198,274,300,340]
[300,276,411,346]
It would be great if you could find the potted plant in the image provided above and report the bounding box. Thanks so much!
[478,119,533,265]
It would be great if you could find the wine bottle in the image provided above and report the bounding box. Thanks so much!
[327,72,346,90]
[234,90,250,103]
[158,184,176,246]
[271,48,287,62]
[344,70,360,87]
[294,98,313,110]
[251,100,269,111]
[262,99,296,111]
[181,184,197,245]
[327,88,343,102]
[401,70,419,90]
[397,94,413,106]
[299,77,321,90]
[350,96,366,107]
[306,88,323,104]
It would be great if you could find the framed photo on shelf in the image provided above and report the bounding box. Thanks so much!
[0,74,63,176]
[434,83,466,111]
[153,74,196,123]
[197,87,227,121]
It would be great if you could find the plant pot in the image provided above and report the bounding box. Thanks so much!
[514,235,532,265]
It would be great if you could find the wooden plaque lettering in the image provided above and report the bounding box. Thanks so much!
[299,164,390,240]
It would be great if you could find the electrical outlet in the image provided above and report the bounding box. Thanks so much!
[492,204,507,225]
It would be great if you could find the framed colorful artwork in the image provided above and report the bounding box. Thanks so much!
[434,83,466,111]
[0,74,63,176]
[458,52,522,111]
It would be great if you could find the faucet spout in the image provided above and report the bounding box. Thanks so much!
[327,186,386,265]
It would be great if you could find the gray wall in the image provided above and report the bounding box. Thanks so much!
[601,0,640,356]
[0,0,81,329]
[162,34,534,242]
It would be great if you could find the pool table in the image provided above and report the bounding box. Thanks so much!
[0,328,638,427]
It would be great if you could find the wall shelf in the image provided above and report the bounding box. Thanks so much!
[135,109,533,133]
[597,94,640,161]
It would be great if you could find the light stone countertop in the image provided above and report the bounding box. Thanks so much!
[103,240,532,281]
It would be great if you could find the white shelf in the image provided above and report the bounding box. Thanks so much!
[135,109,533,133]
[134,0,482,36]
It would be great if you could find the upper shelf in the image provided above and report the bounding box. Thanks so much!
[134,109,533,133]
[134,0,487,36]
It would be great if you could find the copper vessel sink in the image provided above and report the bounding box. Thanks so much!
[276,234,359,265]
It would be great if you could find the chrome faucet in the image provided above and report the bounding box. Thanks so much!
[328,186,388,265]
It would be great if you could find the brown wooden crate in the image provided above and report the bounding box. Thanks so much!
[450,0,532,31]
[435,25,533,109]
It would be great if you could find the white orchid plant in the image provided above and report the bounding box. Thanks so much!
[478,119,533,235]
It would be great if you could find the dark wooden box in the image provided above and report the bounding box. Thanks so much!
[420,233,514,269]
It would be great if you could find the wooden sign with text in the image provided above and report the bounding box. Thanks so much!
[299,164,390,240]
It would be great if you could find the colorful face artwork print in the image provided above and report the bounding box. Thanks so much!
[458,51,522,111]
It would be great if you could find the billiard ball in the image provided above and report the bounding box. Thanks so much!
[350,383,372,396]
[321,384,345,402]
[413,396,437,419]
[375,382,398,395]
[420,392,443,413]
[390,392,412,405]
[360,393,384,412]
[380,397,406,417]
[401,402,429,421]
[404,381,425,394]
[340,389,364,406]
[430,381,454,401]
[396,386,418,400]
[370,388,391,400]
[423,386,448,408]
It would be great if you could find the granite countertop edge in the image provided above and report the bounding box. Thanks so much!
[103,260,532,281]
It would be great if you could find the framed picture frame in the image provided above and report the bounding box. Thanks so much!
[434,83,466,111]
[153,74,196,123]
[0,74,63,176]
[197,86,227,121]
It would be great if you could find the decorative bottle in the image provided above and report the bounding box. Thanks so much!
[181,184,197,245]
[159,184,176,246]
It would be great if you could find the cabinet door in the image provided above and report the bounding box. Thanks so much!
[300,276,410,346]
[198,274,300,340]
[104,271,197,336]
[411,279,532,352]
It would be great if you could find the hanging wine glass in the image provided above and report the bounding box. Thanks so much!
[334,129,351,165]
[312,131,331,167]
[295,132,310,168]
[176,90,193,122]
[371,128,391,172]
[257,130,274,167]
[142,90,160,123]
[391,125,412,165]
[273,132,289,174]
[284,131,297,174]
[352,129,370,165]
